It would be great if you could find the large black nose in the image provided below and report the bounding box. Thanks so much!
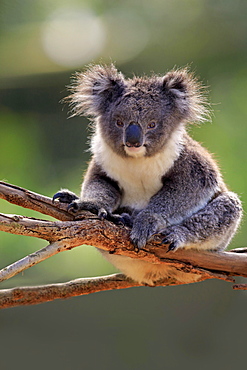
[124,123,143,147]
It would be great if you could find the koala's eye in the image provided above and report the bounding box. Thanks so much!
[116,120,124,127]
[147,122,156,129]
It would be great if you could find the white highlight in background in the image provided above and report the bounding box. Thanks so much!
[41,7,106,67]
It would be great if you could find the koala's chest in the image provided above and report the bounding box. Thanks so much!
[101,155,165,210]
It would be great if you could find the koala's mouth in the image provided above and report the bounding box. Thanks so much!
[124,144,146,158]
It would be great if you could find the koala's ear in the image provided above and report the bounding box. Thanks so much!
[162,68,209,123]
[67,64,126,117]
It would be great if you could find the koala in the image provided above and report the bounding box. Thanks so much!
[53,64,242,285]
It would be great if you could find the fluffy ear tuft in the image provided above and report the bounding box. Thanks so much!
[162,68,210,123]
[66,64,126,117]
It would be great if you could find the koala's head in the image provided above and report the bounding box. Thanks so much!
[68,64,208,158]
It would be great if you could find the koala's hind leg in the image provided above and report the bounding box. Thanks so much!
[161,192,242,252]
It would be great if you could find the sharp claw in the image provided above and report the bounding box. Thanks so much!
[52,192,63,203]
[52,191,78,204]
[67,202,78,213]
[98,208,108,220]
[106,213,133,227]
[131,238,140,252]
[121,214,133,228]
[112,217,125,226]
[166,242,177,253]
[161,237,170,245]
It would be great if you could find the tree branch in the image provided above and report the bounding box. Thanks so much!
[233,284,247,290]
[0,212,246,278]
[0,270,236,309]
[0,181,73,221]
[0,181,246,308]
[0,274,141,309]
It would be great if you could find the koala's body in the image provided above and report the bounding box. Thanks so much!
[54,64,242,285]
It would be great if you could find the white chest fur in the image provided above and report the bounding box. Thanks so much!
[98,150,164,209]
[91,128,184,210]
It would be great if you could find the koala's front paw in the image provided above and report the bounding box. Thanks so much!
[161,225,187,252]
[53,191,108,219]
[53,189,79,204]
[66,200,108,219]
[130,211,164,250]
[107,212,133,227]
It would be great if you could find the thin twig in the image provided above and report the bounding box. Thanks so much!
[0,271,236,309]
[0,241,66,283]
[0,181,73,221]
[0,274,140,309]
[233,284,247,290]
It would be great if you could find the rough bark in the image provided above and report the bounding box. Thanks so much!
[0,181,246,309]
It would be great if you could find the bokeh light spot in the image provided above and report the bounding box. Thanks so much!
[41,7,106,67]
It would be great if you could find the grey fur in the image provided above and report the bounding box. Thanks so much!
[54,64,242,285]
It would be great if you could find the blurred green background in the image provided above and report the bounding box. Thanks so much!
[0,1,246,369]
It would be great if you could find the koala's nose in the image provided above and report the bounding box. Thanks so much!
[125,123,143,148]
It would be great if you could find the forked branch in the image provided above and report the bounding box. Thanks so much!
[0,181,246,309]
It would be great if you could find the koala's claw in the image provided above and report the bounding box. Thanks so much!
[166,241,178,252]
[67,201,79,213]
[53,190,79,204]
[130,232,150,250]
[161,237,178,252]
[131,238,142,252]
[98,208,108,220]
[161,226,186,252]
[107,212,133,227]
